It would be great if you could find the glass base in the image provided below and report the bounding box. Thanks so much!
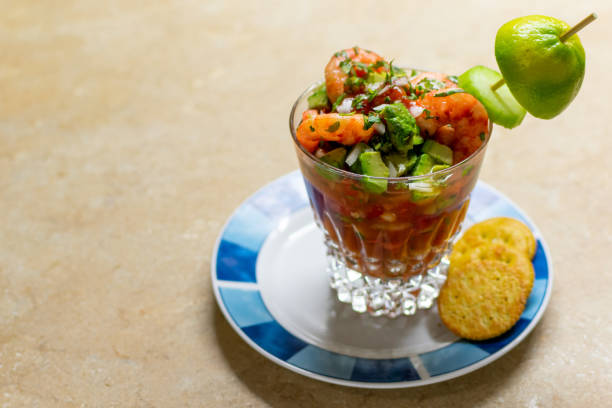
[327,239,451,318]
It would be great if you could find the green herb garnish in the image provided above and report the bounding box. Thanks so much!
[345,75,364,93]
[339,59,352,74]
[416,77,445,94]
[363,113,381,130]
[370,60,388,71]
[424,109,439,120]
[334,50,348,58]
[327,120,340,133]
[326,121,341,132]
[352,94,366,110]
[434,89,465,97]
[331,93,346,112]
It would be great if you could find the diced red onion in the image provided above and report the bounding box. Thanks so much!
[393,77,409,86]
[373,122,386,134]
[387,161,397,177]
[337,98,354,114]
[409,104,424,118]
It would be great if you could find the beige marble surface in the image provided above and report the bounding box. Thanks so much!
[1,1,611,406]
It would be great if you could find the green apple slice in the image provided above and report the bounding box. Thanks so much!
[458,65,526,129]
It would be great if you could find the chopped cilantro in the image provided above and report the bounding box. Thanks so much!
[334,50,348,58]
[339,59,352,74]
[353,61,368,73]
[331,93,346,112]
[448,75,458,84]
[363,113,381,130]
[345,75,364,93]
[416,77,445,94]
[352,94,366,110]
[424,109,439,120]
[353,46,360,55]
[391,65,406,77]
[309,125,315,132]
[370,60,388,70]
[326,121,341,132]
[479,132,485,141]
[434,89,465,97]
[367,85,383,102]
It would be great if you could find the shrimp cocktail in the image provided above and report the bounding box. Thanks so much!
[290,47,490,317]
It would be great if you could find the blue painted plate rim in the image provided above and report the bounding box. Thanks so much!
[211,171,553,388]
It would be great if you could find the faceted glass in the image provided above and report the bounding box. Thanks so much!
[290,81,491,317]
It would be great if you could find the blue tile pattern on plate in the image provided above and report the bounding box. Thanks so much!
[419,341,490,377]
[471,318,530,355]
[532,241,548,280]
[350,358,420,382]
[250,172,308,220]
[218,287,274,328]
[222,204,273,252]
[242,321,308,361]
[522,279,547,321]
[216,240,258,282]
[287,346,356,380]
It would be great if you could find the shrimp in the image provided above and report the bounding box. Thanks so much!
[408,72,489,162]
[325,47,383,103]
[296,112,375,153]
[410,72,456,96]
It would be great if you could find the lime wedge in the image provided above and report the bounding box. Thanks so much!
[495,15,585,119]
[458,65,526,129]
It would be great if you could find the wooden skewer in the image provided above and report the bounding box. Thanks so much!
[560,12,598,42]
[491,12,597,92]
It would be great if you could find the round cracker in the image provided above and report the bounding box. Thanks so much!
[438,259,529,340]
[449,242,534,298]
[459,217,536,259]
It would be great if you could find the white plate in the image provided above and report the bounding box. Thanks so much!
[211,171,553,388]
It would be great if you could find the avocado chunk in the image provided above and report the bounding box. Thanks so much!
[366,71,386,84]
[410,153,438,201]
[431,164,450,173]
[307,83,329,109]
[458,65,526,129]
[320,147,347,169]
[411,153,436,176]
[359,151,389,194]
[422,140,453,165]
[379,102,420,154]
[345,142,372,173]
[387,152,417,176]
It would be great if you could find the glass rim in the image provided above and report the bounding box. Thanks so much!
[289,78,493,182]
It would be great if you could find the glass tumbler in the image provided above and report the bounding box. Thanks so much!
[290,82,491,317]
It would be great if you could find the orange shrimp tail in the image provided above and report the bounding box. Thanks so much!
[325,47,383,103]
[296,113,375,153]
